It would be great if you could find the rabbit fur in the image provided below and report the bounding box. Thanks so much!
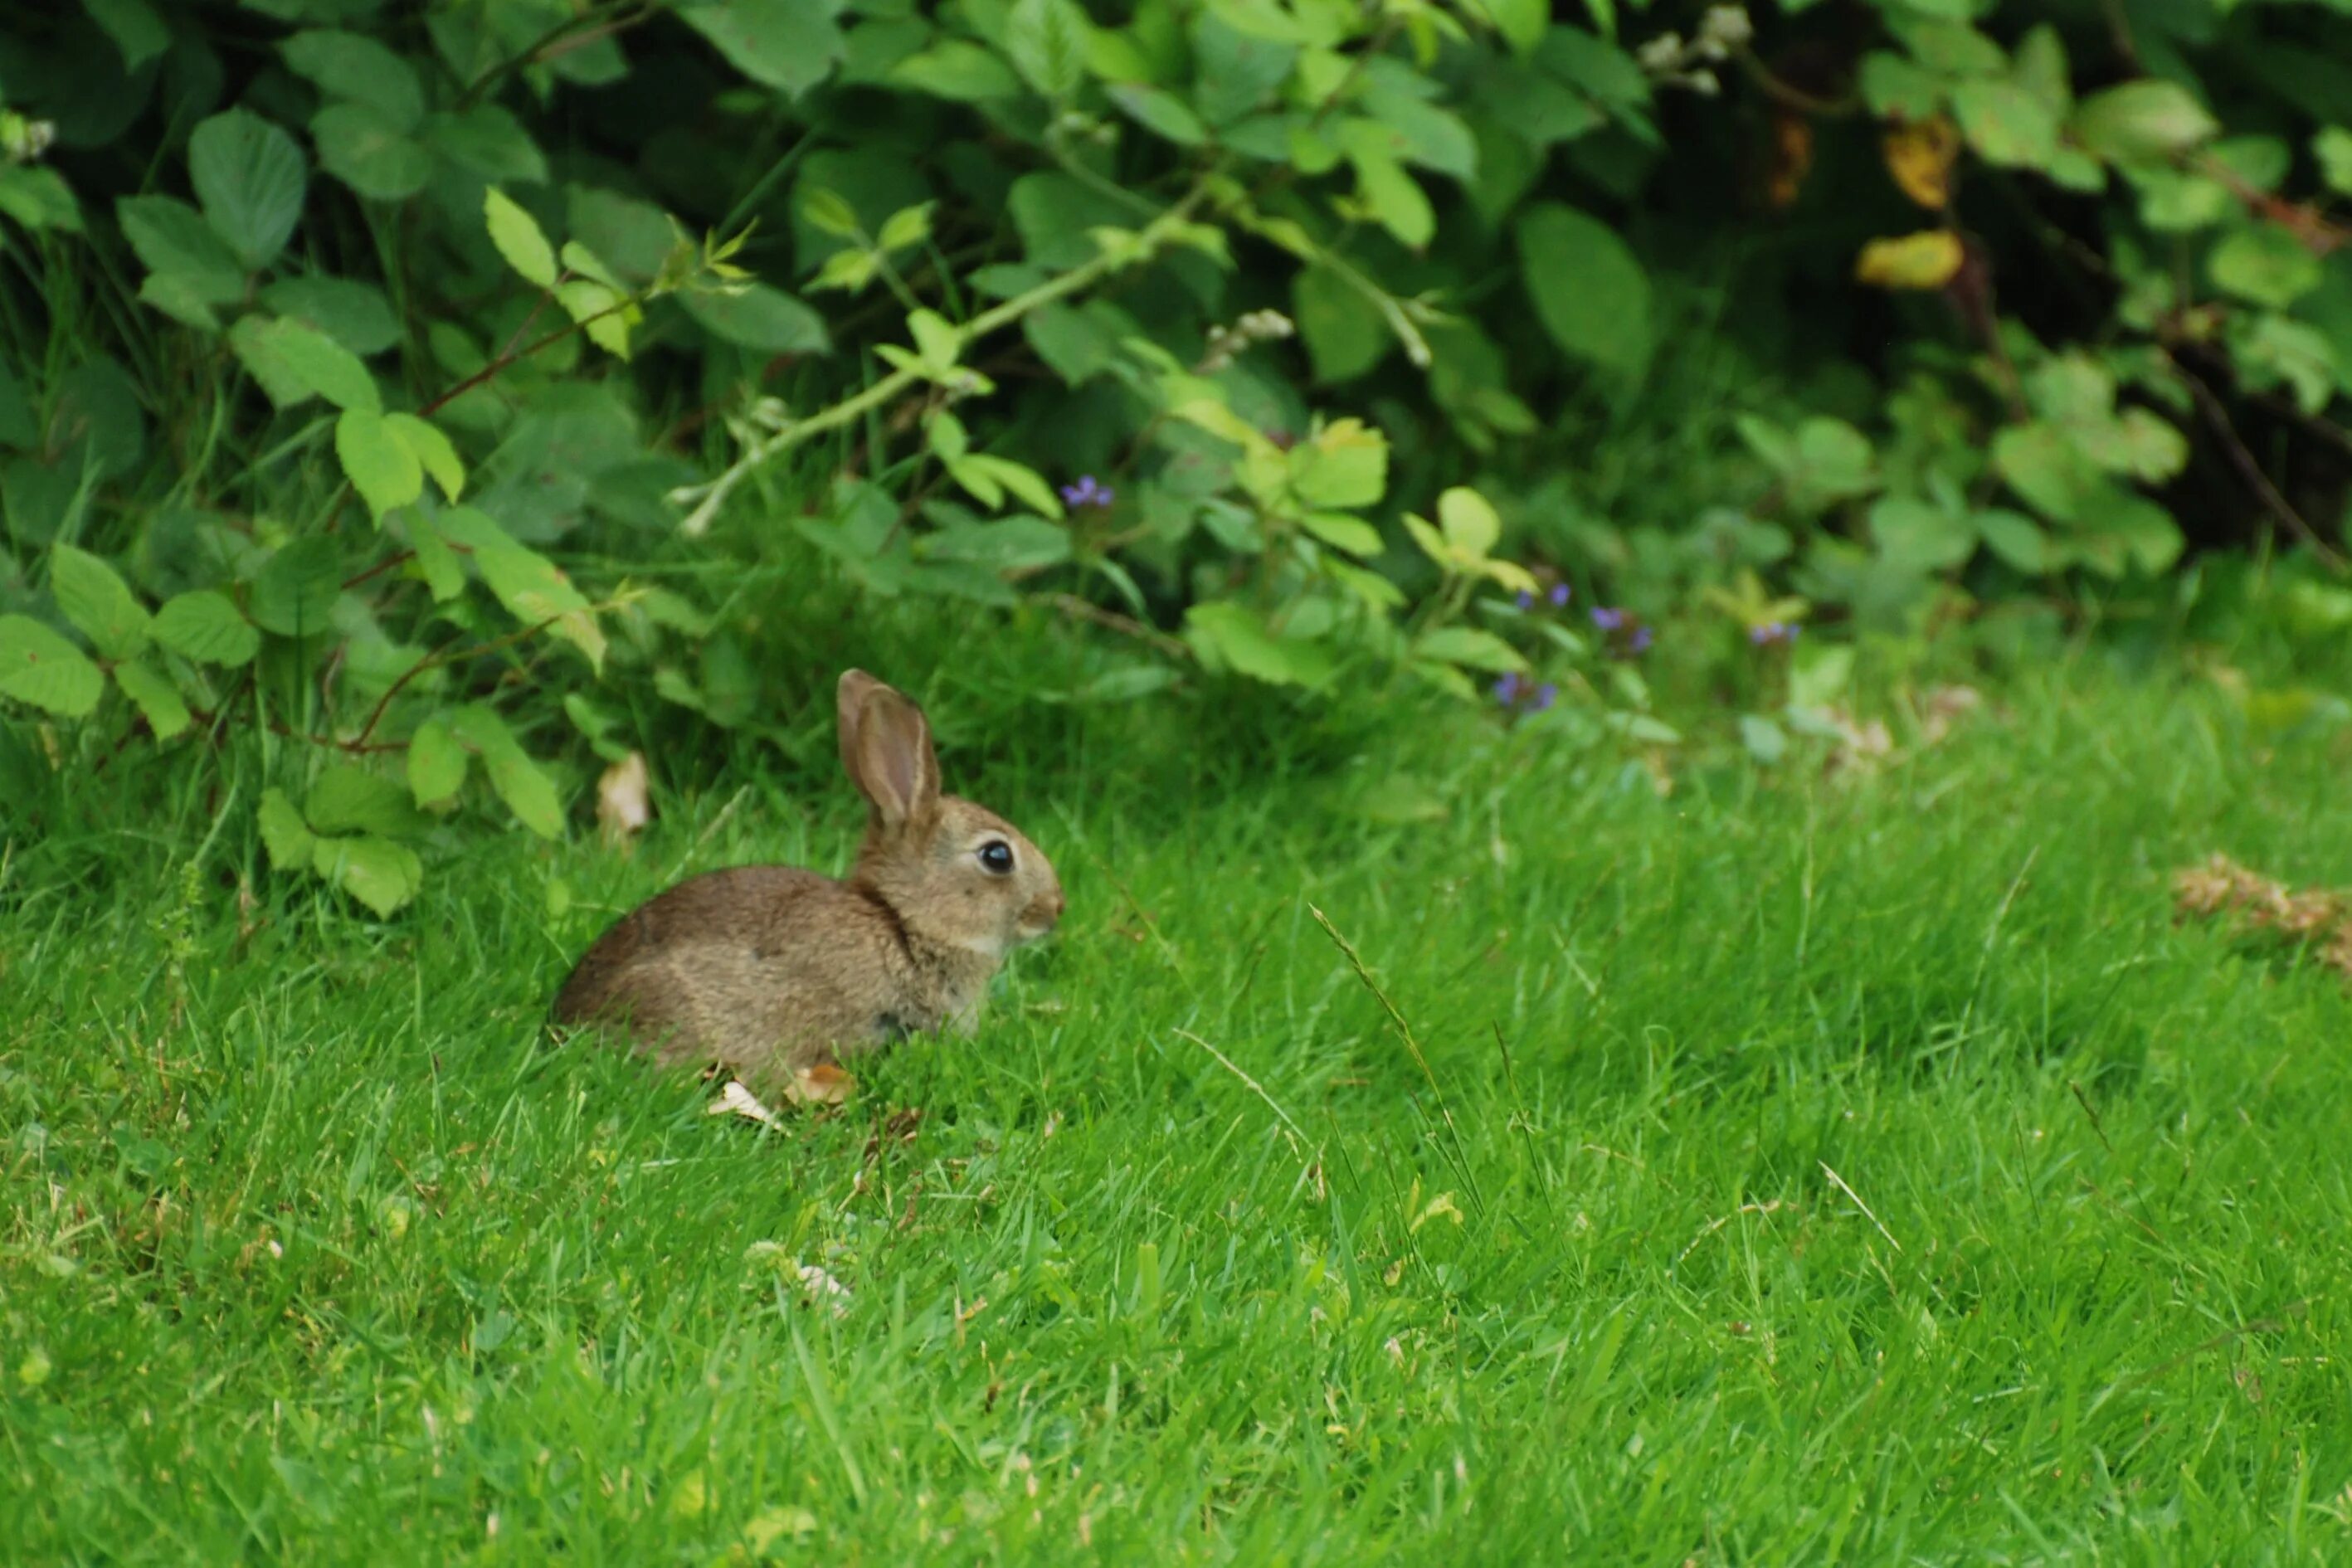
[552,670,1063,1087]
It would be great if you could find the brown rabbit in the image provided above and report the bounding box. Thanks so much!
[552,670,1064,1088]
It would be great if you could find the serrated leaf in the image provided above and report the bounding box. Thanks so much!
[281,29,425,130]
[449,704,564,839]
[257,787,316,869]
[247,537,344,638]
[153,590,261,666]
[188,110,309,270]
[436,507,605,670]
[1006,0,1089,99]
[113,658,190,739]
[384,412,463,502]
[241,316,381,412]
[2209,224,2323,309]
[876,202,934,253]
[336,409,425,519]
[405,513,465,603]
[116,195,247,309]
[1293,420,1387,509]
[1108,83,1207,146]
[679,0,845,97]
[485,187,558,289]
[404,709,468,808]
[556,280,633,360]
[1182,601,1336,689]
[311,833,423,917]
[0,615,105,717]
[305,763,426,837]
[50,543,150,659]
[313,101,433,202]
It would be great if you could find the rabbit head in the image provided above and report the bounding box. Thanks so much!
[837,670,1064,961]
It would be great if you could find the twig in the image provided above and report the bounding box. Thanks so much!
[2172,358,2350,574]
[349,616,559,749]
[1044,593,1189,658]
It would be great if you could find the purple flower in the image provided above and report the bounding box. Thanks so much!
[1548,582,1571,607]
[1629,626,1654,654]
[1531,681,1558,712]
[1749,621,1801,647]
[1492,671,1523,705]
[1059,475,1115,509]
[1516,590,1535,611]
[1590,606,1627,631]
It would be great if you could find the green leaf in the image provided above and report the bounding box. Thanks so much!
[889,40,1026,103]
[407,713,468,810]
[153,591,260,666]
[385,413,463,502]
[0,168,80,234]
[678,284,829,353]
[116,196,247,310]
[1292,421,1388,509]
[1516,202,1652,376]
[244,316,381,413]
[247,537,343,638]
[920,514,1071,571]
[258,788,316,870]
[2071,80,2218,164]
[259,276,401,357]
[1951,78,2060,169]
[1869,497,1975,572]
[0,615,105,717]
[1345,143,1434,250]
[1416,626,1527,672]
[449,704,565,839]
[1182,601,1336,689]
[305,763,426,837]
[556,280,633,360]
[1006,0,1089,99]
[2316,127,2352,197]
[1858,52,1944,121]
[484,187,558,290]
[405,514,466,603]
[1974,508,2051,573]
[1108,83,1208,146]
[2209,224,2323,309]
[679,0,846,97]
[1439,486,1502,557]
[188,110,309,270]
[421,105,551,186]
[311,834,423,917]
[281,29,425,129]
[84,0,171,70]
[313,102,433,202]
[436,507,606,670]
[1992,421,2099,521]
[1292,265,1389,384]
[1298,511,1384,557]
[50,543,150,659]
[336,409,425,520]
[113,658,190,740]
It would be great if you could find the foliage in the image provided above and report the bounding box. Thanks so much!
[4,0,2352,910]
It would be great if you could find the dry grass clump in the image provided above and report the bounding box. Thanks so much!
[2172,855,2352,982]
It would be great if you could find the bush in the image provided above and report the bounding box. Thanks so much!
[2,0,2350,910]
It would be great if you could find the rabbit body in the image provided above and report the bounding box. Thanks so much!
[551,672,1063,1088]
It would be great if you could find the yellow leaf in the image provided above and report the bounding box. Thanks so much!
[1854,231,1965,290]
[1882,116,1961,210]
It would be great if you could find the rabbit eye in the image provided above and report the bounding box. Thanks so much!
[978,840,1015,874]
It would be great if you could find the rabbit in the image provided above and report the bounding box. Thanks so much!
[551,670,1064,1089]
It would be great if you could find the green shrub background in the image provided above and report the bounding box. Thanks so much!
[3,0,2351,905]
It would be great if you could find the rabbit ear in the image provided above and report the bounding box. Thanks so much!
[839,671,939,832]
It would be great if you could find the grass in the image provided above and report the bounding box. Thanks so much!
[5,655,2352,1563]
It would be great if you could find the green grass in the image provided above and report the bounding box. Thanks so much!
[6,659,2352,1563]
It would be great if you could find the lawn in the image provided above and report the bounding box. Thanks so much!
[4,655,2350,1563]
